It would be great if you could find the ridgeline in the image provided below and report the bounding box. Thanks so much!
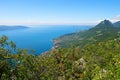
[1,20,120,80]
[54,20,120,48]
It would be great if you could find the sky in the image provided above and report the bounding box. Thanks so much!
[0,0,120,25]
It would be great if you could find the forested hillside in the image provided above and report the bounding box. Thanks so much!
[54,20,120,48]
[0,35,120,80]
[1,20,120,80]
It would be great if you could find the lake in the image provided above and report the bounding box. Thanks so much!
[0,25,92,55]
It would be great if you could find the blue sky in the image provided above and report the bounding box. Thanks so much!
[0,0,120,25]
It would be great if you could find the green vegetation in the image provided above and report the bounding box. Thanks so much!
[1,20,120,79]
[54,20,120,48]
[1,35,120,80]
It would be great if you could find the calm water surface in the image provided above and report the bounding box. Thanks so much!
[0,25,92,55]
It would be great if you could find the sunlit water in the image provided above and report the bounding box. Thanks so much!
[0,25,92,55]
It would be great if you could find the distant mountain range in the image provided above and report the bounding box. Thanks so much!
[114,21,120,28]
[54,20,120,48]
[0,25,28,31]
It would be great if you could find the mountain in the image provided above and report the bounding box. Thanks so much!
[0,25,28,31]
[1,20,120,80]
[96,19,114,28]
[113,21,120,27]
[54,20,120,48]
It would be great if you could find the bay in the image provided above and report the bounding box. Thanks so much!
[0,25,92,55]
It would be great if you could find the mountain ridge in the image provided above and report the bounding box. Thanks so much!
[54,20,120,48]
[113,21,120,27]
[0,25,28,31]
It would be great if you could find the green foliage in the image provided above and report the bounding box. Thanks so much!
[0,20,119,80]
[1,34,120,80]
[54,20,120,48]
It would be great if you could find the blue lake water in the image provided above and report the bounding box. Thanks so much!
[0,25,92,55]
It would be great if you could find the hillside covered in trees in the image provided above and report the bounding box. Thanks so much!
[1,20,120,80]
[54,20,120,48]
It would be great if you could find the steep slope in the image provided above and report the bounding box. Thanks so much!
[54,20,120,48]
[113,21,120,27]
[1,34,120,80]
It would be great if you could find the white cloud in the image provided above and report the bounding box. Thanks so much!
[110,15,120,22]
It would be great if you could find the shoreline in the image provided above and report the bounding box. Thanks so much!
[40,39,59,55]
